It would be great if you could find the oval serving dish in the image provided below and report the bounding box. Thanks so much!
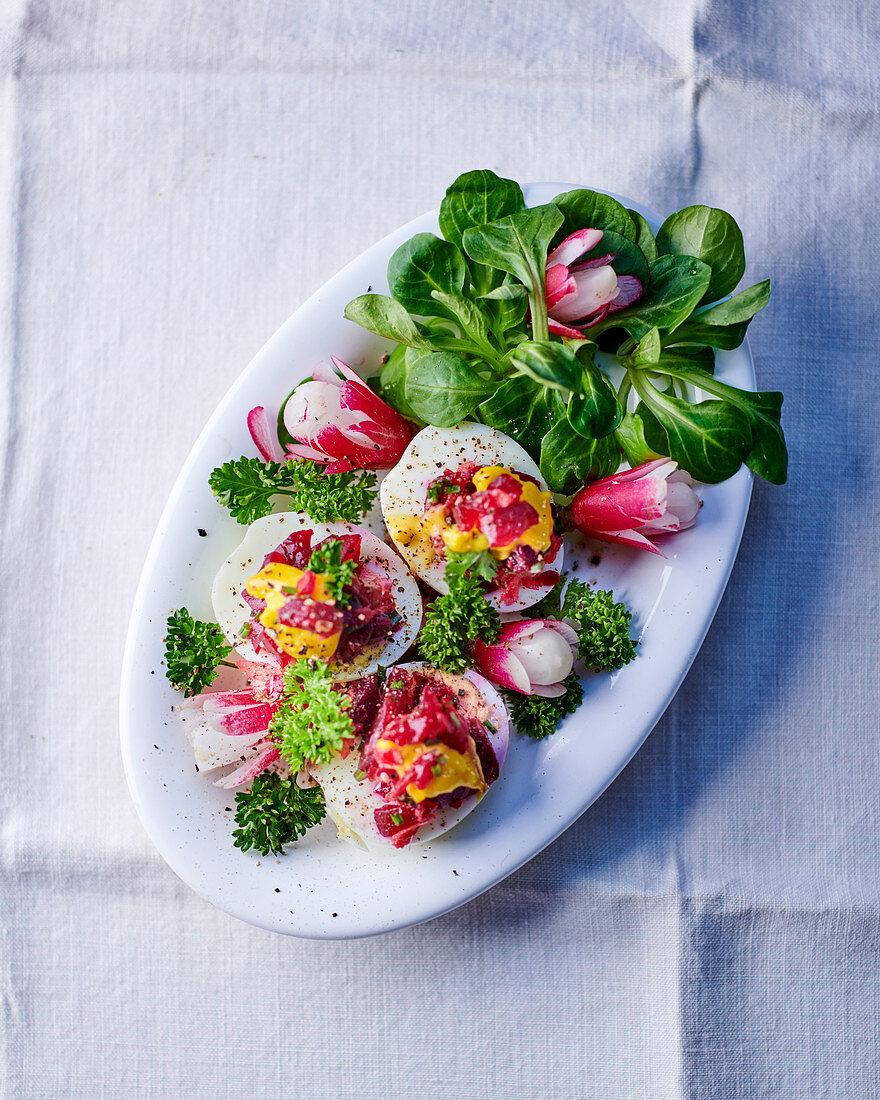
[119,184,753,939]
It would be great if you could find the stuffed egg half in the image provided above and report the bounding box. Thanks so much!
[380,423,564,612]
[211,512,422,680]
[308,663,509,851]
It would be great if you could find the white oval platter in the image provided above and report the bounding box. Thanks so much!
[120,183,753,939]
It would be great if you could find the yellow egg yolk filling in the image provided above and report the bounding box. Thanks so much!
[374,737,487,803]
[245,562,341,661]
[438,466,554,560]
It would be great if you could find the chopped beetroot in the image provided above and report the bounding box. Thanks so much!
[483,471,523,502]
[478,499,538,546]
[265,529,313,570]
[313,532,361,563]
[470,720,500,786]
[374,800,434,847]
[276,597,344,636]
[296,570,316,596]
[492,567,560,605]
[342,674,382,739]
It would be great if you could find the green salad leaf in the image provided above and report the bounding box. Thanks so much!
[341,170,784,489]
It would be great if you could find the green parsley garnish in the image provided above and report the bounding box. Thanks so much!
[444,548,499,585]
[525,580,564,619]
[232,772,326,856]
[504,673,584,740]
[307,538,357,605]
[561,581,638,670]
[269,660,354,772]
[209,456,377,526]
[164,607,233,697]
[417,567,500,673]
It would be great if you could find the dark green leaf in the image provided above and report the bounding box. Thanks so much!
[539,419,621,495]
[480,283,528,301]
[692,279,771,324]
[430,289,495,353]
[663,319,748,351]
[418,569,500,673]
[462,204,563,292]
[560,581,638,670]
[343,293,431,348]
[656,205,745,304]
[552,189,637,241]
[438,169,525,251]
[509,339,581,392]
[478,375,565,462]
[567,353,621,439]
[609,255,712,339]
[662,280,770,351]
[636,392,752,484]
[627,208,659,263]
[615,411,665,468]
[404,348,493,426]
[647,361,787,484]
[388,233,467,317]
[379,343,425,424]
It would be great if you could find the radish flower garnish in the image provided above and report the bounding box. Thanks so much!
[474,619,578,698]
[545,228,643,338]
[570,459,700,555]
[281,357,414,473]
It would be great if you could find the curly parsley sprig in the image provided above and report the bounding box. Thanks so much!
[561,581,638,670]
[232,772,326,856]
[417,567,500,673]
[269,660,354,772]
[209,456,377,526]
[504,673,584,740]
[307,538,357,606]
[444,548,499,585]
[164,607,233,696]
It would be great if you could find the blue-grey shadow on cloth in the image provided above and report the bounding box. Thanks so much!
[430,260,869,937]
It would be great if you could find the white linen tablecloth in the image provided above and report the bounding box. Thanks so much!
[2,2,878,1096]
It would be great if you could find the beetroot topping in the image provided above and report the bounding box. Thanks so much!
[361,668,499,848]
[265,528,314,570]
[336,564,400,663]
[243,531,403,665]
[422,462,558,605]
[341,674,382,739]
[276,596,344,636]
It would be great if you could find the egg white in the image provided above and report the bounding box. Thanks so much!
[309,663,510,851]
[211,512,423,680]
[379,423,564,611]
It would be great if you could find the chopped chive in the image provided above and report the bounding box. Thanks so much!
[354,769,366,780]
[238,622,252,639]
[390,812,404,826]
